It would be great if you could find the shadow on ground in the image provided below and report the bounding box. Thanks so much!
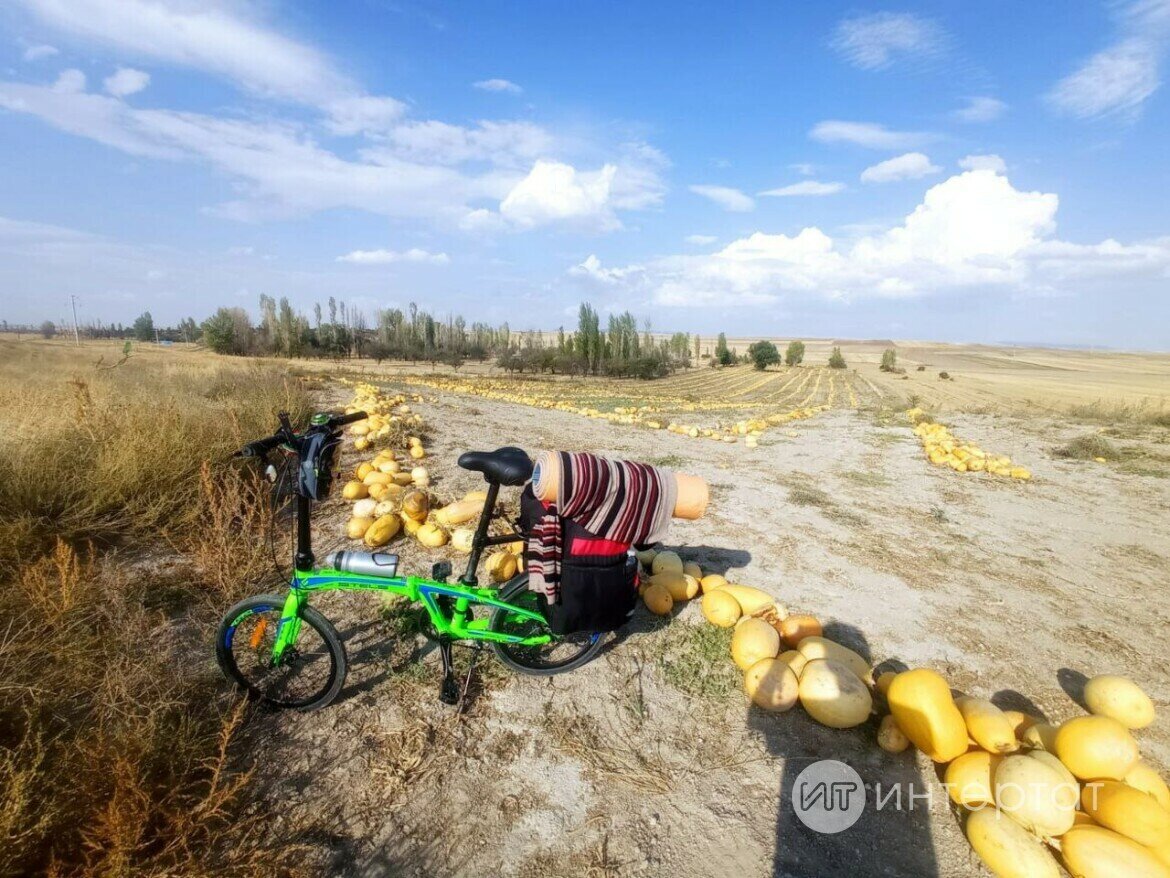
[750,623,941,877]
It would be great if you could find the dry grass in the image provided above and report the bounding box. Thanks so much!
[0,340,315,877]
[540,704,675,793]
[1055,433,1123,461]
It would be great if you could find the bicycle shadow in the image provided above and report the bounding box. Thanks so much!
[750,623,942,877]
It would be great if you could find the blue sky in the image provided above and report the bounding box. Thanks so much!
[1,1,1169,348]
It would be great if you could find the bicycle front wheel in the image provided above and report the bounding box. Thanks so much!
[490,576,604,676]
[215,594,347,711]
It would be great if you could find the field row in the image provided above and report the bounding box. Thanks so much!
[396,367,883,442]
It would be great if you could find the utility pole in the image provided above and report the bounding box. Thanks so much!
[70,295,80,346]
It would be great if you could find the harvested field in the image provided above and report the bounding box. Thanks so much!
[4,338,1169,877]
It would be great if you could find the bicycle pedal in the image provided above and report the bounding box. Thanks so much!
[439,673,460,706]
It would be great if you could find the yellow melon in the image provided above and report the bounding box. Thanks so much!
[946,751,1003,806]
[994,754,1077,838]
[731,618,780,670]
[1081,781,1170,848]
[1054,716,1140,780]
[956,697,1019,754]
[965,808,1061,878]
[743,657,799,712]
[887,668,968,763]
[1084,675,1156,730]
[651,551,683,575]
[363,514,401,548]
[642,583,673,615]
[1126,763,1170,812]
[779,614,822,649]
[877,714,910,754]
[345,516,374,539]
[798,659,872,729]
[1061,826,1170,878]
[701,590,741,627]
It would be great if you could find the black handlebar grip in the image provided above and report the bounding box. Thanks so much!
[331,410,367,427]
[237,434,284,458]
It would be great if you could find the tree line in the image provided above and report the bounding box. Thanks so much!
[15,299,848,379]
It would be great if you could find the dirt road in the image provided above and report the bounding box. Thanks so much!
[239,380,1170,877]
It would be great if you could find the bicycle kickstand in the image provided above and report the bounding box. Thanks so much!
[437,639,460,706]
[436,639,481,710]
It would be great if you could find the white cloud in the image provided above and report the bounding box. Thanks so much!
[22,44,58,61]
[0,80,663,229]
[958,154,1006,173]
[686,234,717,245]
[689,184,754,212]
[809,120,936,150]
[16,0,352,105]
[759,180,845,197]
[1047,1,1170,118]
[52,68,86,93]
[324,95,407,136]
[473,78,522,93]
[500,160,620,230]
[790,162,816,176]
[569,170,1170,308]
[1048,37,1161,118]
[337,248,449,265]
[103,67,150,97]
[372,119,553,167]
[570,254,642,283]
[952,96,1007,123]
[830,12,947,70]
[860,152,940,183]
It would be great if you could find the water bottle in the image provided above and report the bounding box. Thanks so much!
[321,550,399,578]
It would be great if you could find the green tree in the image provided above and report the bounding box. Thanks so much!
[828,346,847,369]
[133,311,155,343]
[40,320,56,339]
[202,308,254,355]
[748,340,781,371]
[715,332,732,366]
[880,348,897,372]
[785,340,805,366]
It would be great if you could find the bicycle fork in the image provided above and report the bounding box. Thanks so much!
[271,589,307,664]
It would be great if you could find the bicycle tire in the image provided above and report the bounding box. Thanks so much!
[215,594,347,711]
[490,575,605,676]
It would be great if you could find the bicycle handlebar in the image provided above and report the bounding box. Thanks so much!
[234,410,367,459]
[329,410,367,428]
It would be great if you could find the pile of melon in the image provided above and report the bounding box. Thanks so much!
[334,383,522,580]
[642,544,1168,877]
[905,408,1031,480]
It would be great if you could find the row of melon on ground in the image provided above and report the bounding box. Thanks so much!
[396,371,839,444]
[334,380,523,581]
[637,548,1169,878]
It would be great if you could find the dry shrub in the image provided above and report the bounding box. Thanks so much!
[1056,433,1122,461]
[185,461,281,598]
[0,340,311,562]
[0,341,322,877]
[0,542,290,876]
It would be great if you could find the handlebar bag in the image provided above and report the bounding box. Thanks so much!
[297,429,340,500]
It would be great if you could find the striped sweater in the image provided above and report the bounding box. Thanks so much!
[528,451,677,601]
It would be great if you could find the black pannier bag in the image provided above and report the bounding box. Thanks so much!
[518,485,638,635]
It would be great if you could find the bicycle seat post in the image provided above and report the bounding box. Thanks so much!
[460,481,499,586]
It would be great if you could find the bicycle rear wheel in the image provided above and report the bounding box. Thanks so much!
[490,576,604,676]
[215,594,347,711]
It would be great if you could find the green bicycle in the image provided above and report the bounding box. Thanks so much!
[214,410,604,711]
